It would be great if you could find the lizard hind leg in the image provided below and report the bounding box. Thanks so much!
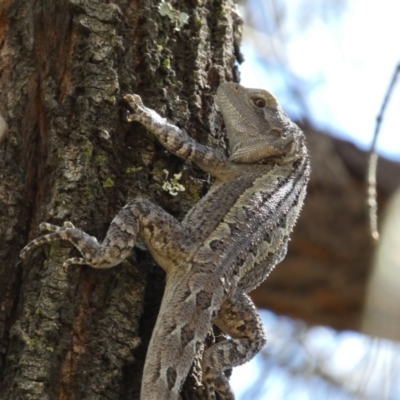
[19,211,138,269]
[20,221,78,262]
[19,222,114,269]
[202,290,266,400]
[20,198,190,271]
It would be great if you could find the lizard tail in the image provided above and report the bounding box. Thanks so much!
[141,266,225,400]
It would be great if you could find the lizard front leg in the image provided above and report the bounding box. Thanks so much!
[20,199,191,272]
[123,94,231,177]
[201,289,266,400]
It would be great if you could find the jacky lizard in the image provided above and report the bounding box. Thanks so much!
[21,83,310,399]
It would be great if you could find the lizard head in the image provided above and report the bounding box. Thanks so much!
[216,82,304,164]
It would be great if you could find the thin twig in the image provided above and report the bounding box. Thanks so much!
[367,62,400,241]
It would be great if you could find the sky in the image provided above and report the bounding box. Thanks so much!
[239,0,400,161]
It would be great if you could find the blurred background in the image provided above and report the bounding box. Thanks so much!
[232,0,400,398]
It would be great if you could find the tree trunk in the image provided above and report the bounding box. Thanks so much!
[0,1,242,398]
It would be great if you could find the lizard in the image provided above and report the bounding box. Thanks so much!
[20,82,310,400]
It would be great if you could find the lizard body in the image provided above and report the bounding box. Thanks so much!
[20,83,310,399]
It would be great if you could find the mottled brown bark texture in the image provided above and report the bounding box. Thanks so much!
[0,0,241,398]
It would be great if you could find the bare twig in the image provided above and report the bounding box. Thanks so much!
[368,62,400,241]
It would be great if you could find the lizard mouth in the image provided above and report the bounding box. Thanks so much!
[230,137,295,163]
[230,145,275,163]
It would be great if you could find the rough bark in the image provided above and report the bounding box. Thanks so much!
[0,1,241,398]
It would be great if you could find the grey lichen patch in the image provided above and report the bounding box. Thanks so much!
[85,64,120,103]
[62,143,93,185]
[70,1,122,23]
[158,1,189,31]
[102,178,115,189]
[74,3,123,105]
[77,14,116,35]
[162,169,185,196]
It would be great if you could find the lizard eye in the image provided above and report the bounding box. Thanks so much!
[252,97,266,108]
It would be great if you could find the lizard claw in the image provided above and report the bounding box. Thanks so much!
[123,93,142,106]
[38,222,74,233]
[123,93,153,122]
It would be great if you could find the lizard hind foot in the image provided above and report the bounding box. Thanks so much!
[203,372,235,400]
[19,230,67,264]
[20,222,86,265]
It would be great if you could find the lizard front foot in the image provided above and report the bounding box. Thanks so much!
[123,93,168,128]
[203,373,235,400]
[123,94,151,121]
